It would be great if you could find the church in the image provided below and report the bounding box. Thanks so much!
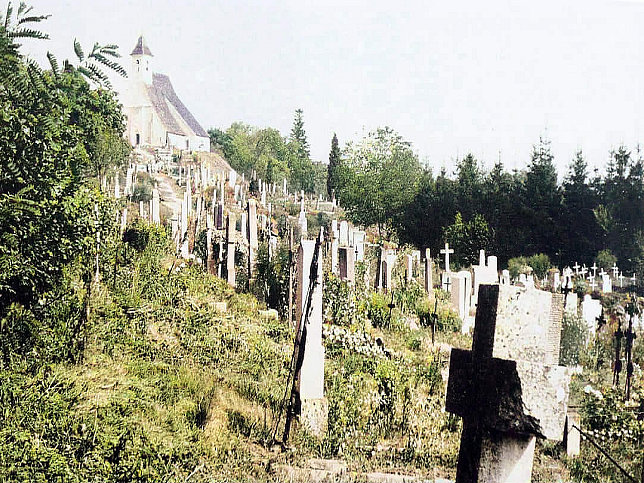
[123,36,210,152]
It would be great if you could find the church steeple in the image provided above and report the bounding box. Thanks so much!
[130,35,153,85]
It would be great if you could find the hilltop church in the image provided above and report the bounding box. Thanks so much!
[123,36,210,152]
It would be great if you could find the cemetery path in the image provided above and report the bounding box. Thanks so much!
[155,173,182,215]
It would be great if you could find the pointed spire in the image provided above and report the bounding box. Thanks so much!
[131,35,153,56]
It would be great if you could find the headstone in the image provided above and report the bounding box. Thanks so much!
[601,273,612,293]
[241,213,248,242]
[298,210,308,238]
[353,231,366,261]
[247,200,258,277]
[451,271,472,327]
[424,248,433,293]
[582,294,602,337]
[330,230,339,275]
[446,285,570,483]
[565,292,578,316]
[563,410,581,458]
[405,254,414,283]
[295,239,327,436]
[339,221,349,246]
[226,213,236,287]
[472,250,499,305]
[501,269,510,285]
[151,186,160,225]
[338,246,355,284]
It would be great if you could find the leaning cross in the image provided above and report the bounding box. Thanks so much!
[446,284,570,483]
[441,242,455,272]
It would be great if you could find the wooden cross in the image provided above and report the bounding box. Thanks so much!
[573,262,580,275]
[619,272,624,288]
[579,267,588,278]
[591,263,598,277]
[443,274,452,292]
[441,242,455,272]
[612,264,619,278]
[631,274,637,285]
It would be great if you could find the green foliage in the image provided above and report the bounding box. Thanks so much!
[443,212,492,268]
[252,241,290,318]
[336,127,422,238]
[327,132,341,198]
[559,313,588,366]
[323,273,361,327]
[526,253,551,279]
[508,256,530,280]
[594,249,617,272]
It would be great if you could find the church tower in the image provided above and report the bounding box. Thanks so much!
[130,35,153,85]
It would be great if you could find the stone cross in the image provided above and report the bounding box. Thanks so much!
[446,284,570,483]
[441,242,454,272]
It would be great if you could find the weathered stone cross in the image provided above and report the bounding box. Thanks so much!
[446,284,570,483]
[441,242,454,272]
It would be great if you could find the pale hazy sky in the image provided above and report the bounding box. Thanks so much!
[18,0,644,176]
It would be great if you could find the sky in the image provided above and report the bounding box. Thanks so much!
[17,0,644,177]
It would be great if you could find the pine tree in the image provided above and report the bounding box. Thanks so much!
[289,108,310,159]
[327,133,340,198]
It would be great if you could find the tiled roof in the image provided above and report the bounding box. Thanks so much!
[148,73,208,138]
[131,36,153,56]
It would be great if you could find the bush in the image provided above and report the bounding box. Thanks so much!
[594,249,617,272]
[559,313,588,366]
[526,253,551,279]
[508,256,530,280]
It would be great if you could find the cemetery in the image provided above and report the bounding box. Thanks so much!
[2,3,644,483]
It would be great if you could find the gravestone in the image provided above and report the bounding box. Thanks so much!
[563,410,581,457]
[601,273,612,293]
[330,230,339,275]
[353,231,366,261]
[298,210,308,238]
[405,254,414,283]
[339,221,349,246]
[206,228,215,275]
[472,250,499,305]
[247,200,258,277]
[582,294,602,337]
[295,239,327,436]
[424,248,433,294]
[450,271,472,330]
[226,213,236,287]
[151,186,160,224]
[446,285,570,483]
[501,269,510,285]
[338,246,355,284]
[441,242,454,272]
[241,213,248,243]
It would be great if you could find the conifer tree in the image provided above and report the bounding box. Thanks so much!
[327,132,340,198]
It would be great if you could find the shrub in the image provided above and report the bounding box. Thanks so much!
[526,253,551,279]
[594,249,617,272]
[559,313,589,366]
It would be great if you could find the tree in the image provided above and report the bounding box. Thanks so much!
[443,212,492,267]
[523,137,562,259]
[327,132,340,198]
[289,108,310,159]
[335,127,422,238]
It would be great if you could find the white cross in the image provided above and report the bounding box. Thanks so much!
[589,276,597,291]
[612,264,619,278]
[599,269,607,278]
[580,267,588,277]
[619,272,625,287]
[573,262,580,274]
[631,274,637,284]
[440,242,455,272]
[591,263,598,277]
